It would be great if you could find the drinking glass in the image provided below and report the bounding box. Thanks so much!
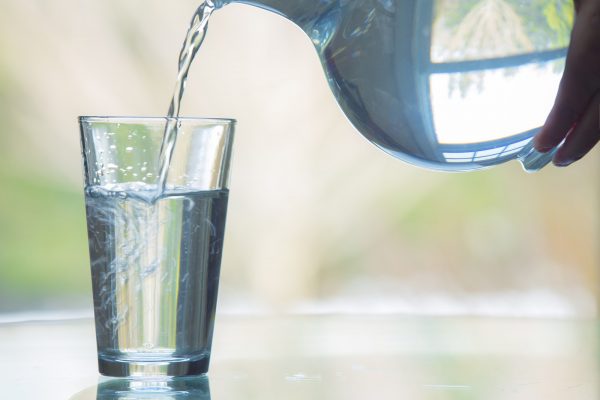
[79,116,235,377]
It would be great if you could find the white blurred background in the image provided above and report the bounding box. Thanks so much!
[0,0,597,319]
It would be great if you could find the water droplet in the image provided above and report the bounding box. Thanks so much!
[125,146,134,153]
[109,145,116,150]
[126,166,133,171]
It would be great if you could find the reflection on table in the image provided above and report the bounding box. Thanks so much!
[71,376,211,399]
[1,314,598,399]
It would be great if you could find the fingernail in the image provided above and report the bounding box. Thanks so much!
[554,160,571,167]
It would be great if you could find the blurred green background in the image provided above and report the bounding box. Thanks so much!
[0,0,597,317]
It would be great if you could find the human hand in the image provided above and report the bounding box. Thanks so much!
[534,0,600,166]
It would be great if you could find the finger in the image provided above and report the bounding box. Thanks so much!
[534,73,589,152]
[534,54,598,152]
[553,89,600,166]
[534,1,600,152]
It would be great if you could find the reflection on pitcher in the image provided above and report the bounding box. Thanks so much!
[207,0,573,171]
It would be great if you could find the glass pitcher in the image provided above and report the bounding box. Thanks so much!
[209,0,573,171]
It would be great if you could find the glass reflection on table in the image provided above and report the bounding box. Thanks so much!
[70,376,210,400]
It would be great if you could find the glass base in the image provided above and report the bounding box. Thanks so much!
[98,355,210,377]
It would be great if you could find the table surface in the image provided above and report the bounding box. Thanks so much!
[0,314,598,399]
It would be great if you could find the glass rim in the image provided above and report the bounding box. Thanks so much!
[78,115,236,124]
